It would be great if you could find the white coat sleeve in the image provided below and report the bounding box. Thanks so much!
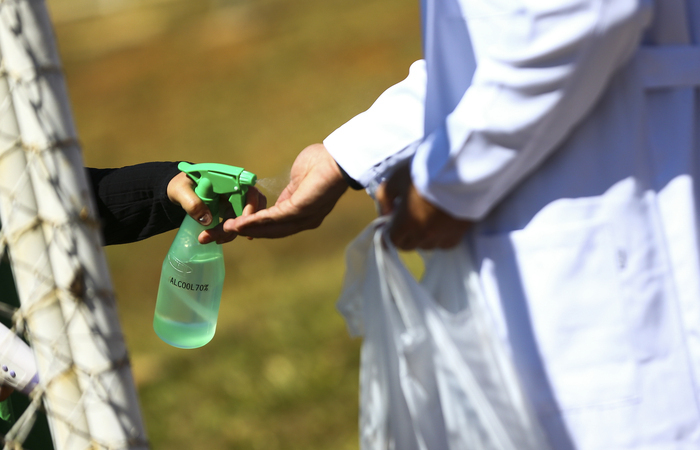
[413,1,652,219]
[323,60,427,189]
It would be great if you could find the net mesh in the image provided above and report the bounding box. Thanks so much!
[0,0,148,448]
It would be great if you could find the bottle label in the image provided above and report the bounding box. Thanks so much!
[169,277,209,292]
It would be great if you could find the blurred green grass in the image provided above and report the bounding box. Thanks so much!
[49,0,421,448]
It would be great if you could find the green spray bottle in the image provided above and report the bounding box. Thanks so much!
[153,162,257,349]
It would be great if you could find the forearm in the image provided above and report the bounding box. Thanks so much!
[87,162,185,245]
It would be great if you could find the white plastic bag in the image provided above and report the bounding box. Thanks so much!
[337,218,550,450]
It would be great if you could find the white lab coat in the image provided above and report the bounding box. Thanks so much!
[325,0,700,448]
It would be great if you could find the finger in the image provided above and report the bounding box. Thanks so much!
[437,223,471,249]
[216,233,238,244]
[375,184,395,216]
[396,235,418,251]
[198,231,215,245]
[229,194,309,229]
[226,216,317,238]
[415,212,471,250]
[224,203,281,231]
[414,222,450,250]
[418,235,443,250]
[235,218,319,238]
[222,203,322,239]
[242,187,267,216]
[198,224,238,245]
[378,159,413,217]
[383,160,412,197]
[168,172,213,225]
[240,188,267,240]
[392,227,419,251]
[436,236,463,249]
[387,198,420,251]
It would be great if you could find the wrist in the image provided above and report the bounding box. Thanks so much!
[336,162,363,190]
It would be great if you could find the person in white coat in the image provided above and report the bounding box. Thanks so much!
[214,0,700,447]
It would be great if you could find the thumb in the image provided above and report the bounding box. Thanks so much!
[167,172,213,226]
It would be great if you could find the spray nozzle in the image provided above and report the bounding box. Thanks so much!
[178,162,257,217]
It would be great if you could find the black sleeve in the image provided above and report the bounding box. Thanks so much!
[87,162,186,246]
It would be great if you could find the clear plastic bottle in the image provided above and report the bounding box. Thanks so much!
[153,215,225,349]
[153,162,256,349]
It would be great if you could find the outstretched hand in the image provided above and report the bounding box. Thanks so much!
[376,159,471,250]
[221,143,349,238]
[166,170,267,245]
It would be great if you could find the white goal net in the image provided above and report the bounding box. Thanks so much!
[0,0,148,448]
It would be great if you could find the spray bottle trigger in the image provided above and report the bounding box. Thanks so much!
[229,192,245,217]
[177,162,257,218]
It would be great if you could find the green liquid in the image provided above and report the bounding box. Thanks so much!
[154,214,226,349]
[154,252,224,349]
[153,313,216,349]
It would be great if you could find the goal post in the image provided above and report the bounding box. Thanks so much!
[0,0,149,448]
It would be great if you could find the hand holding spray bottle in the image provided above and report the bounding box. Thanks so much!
[154,162,257,349]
